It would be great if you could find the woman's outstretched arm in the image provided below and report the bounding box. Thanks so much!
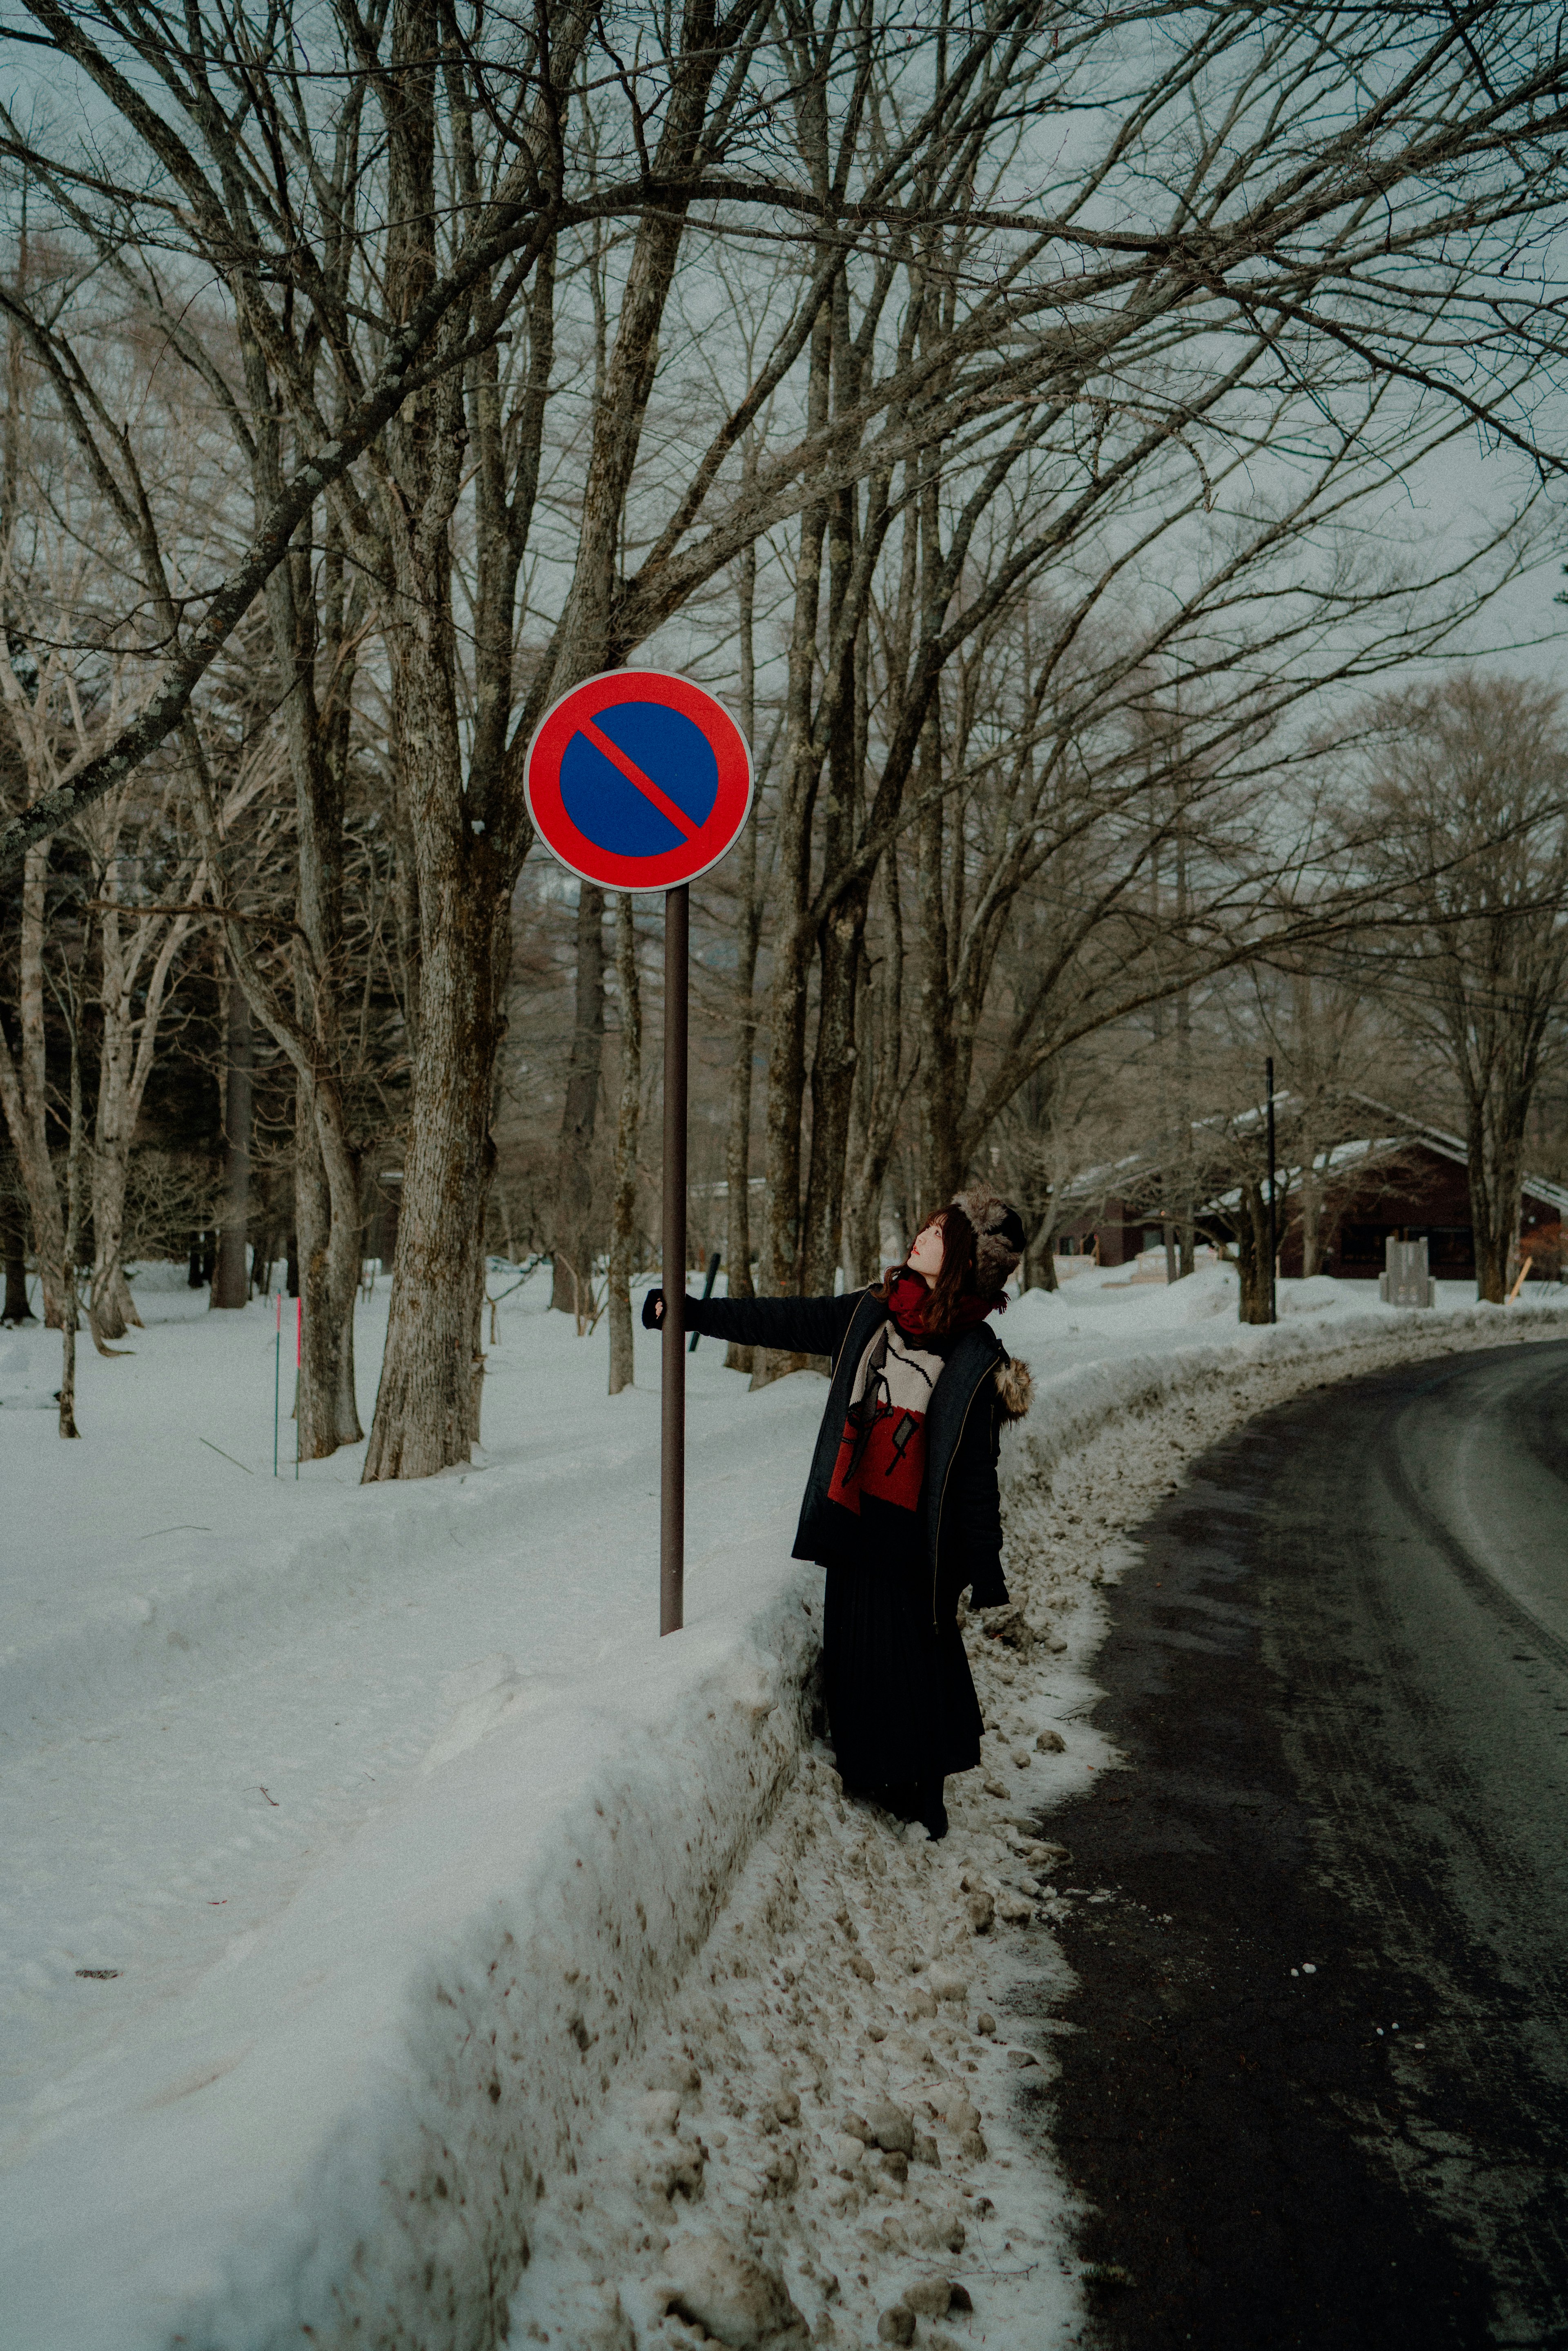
[641,1286,860,1359]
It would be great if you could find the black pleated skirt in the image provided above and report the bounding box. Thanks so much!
[820,1504,984,1789]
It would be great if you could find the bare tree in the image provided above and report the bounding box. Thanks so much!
[1229,968,1389,1277]
[0,832,67,1324]
[842,850,910,1288]
[0,1145,29,1320]
[4,0,1568,1484]
[716,495,780,1371]
[53,947,87,1432]
[1351,675,1568,1301]
[211,957,253,1311]
[737,2,1568,1304]
[551,887,607,1319]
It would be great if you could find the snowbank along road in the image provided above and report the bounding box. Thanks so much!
[505,1315,1568,2351]
[3,1264,1567,2347]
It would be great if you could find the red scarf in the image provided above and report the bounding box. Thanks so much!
[824,1272,1001,1522]
[882,1265,1000,1339]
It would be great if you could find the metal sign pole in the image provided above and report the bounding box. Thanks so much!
[661,884,689,1635]
[521,668,753,1642]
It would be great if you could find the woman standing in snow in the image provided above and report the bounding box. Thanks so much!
[642,1188,1031,1839]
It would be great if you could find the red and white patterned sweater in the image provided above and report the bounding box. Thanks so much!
[826,1317,949,1518]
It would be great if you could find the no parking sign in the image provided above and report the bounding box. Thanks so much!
[524,666,754,1643]
[523,669,753,892]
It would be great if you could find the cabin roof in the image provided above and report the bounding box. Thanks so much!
[1050,1089,1568,1222]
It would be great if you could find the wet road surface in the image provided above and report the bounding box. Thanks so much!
[1036,1339,1568,2349]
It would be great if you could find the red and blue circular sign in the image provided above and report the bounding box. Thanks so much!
[523,669,753,891]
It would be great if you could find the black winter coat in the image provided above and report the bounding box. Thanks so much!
[673,1286,1033,1628]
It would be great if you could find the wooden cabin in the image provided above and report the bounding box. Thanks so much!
[1048,1119,1568,1284]
[1276,1132,1567,1283]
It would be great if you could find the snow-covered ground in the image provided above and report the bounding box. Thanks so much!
[3,1258,1566,2349]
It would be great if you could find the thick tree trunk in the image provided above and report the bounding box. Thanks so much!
[1021,1203,1058,1293]
[607,894,642,1394]
[88,1141,140,1339]
[212,970,253,1309]
[293,1115,329,1339]
[284,871,363,1454]
[801,887,869,1295]
[1299,1156,1322,1279]
[1234,1180,1274,1324]
[0,844,67,1326]
[0,1047,62,1326]
[363,838,509,1479]
[721,929,761,1373]
[843,853,906,1290]
[466,1238,488,1448]
[325,1168,364,1446]
[842,960,878,1292]
[1468,1111,1525,1306]
[1174,831,1196,1279]
[293,1106,362,1450]
[58,1014,86,1439]
[755,317,831,1369]
[917,784,964,1205]
[1,1177,32,1321]
[551,884,606,1317]
[89,892,194,1339]
[58,1257,78,1435]
[800,426,869,1298]
[87,1074,135,1336]
[757,909,814,1297]
[752,899,815,1387]
[723,534,763,1375]
[752,585,827,1373]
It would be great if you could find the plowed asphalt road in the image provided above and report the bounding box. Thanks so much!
[1036,1337,1568,2350]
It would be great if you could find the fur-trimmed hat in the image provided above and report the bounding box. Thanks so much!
[951,1186,1027,1297]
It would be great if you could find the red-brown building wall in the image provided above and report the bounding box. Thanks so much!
[1053,1199,1167,1269]
[1280,1143,1558,1281]
[1052,1144,1560,1284]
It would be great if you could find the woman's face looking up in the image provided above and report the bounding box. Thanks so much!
[906,1217,945,1286]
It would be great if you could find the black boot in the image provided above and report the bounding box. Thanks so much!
[915,1778,948,1840]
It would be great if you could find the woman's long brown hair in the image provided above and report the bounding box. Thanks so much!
[875,1204,979,1339]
